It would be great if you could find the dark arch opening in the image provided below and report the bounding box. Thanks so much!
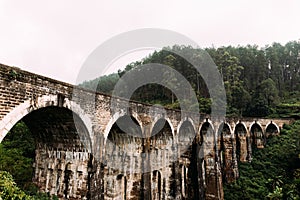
[235,123,247,162]
[1,106,92,199]
[178,120,199,199]
[266,123,279,138]
[23,107,92,150]
[250,123,264,149]
[178,120,195,154]
[107,115,142,147]
[200,122,214,147]
[218,123,233,182]
[150,118,173,150]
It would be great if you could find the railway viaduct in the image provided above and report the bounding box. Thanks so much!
[0,64,292,200]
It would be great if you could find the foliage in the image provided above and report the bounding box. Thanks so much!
[0,121,35,189]
[0,171,58,200]
[79,41,300,117]
[0,171,31,200]
[224,121,300,199]
[0,121,58,199]
[80,73,119,94]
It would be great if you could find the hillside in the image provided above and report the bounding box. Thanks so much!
[80,42,300,117]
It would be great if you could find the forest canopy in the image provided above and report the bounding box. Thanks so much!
[80,41,300,117]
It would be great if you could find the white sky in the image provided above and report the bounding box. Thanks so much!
[0,0,299,84]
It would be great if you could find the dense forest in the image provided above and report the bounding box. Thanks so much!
[81,41,300,117]
[224,121,300,199]
[1,41,300,199]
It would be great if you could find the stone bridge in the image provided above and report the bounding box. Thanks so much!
[0,64,292,200]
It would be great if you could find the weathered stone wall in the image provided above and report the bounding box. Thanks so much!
[0,64,294,199]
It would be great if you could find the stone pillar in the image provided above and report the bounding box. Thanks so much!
[239,135,248,162]
[223,137,237,183]
[141,127,151,200]
[203,131,224,200]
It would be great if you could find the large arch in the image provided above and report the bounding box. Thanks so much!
[150,118,175,199]
[234,122,248,162]
[0,95,93,146]
[178,120,199,199]
[1,103,93,199]
[103,114,143,200]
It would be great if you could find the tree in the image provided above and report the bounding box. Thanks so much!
[0,171,31,200]
[0,122,35,189]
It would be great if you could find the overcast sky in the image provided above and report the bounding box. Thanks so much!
[0,0,299,84]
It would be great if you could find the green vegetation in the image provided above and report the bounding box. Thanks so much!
[0,122,57,199]
[80,41,300,117]
[0,171,58,200]
[224,121,300,199]
[0,122,34,190]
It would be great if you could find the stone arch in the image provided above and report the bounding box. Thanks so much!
[150,117,175,139]
[0,95,93,147]
[176,117,197,137]
[150,117,174,145]
[150,118,175,199]
[265,121,280,138]
[217,122,233,137]
[178,120,199,199]
[103,112,144,142]
[0,95,93,199]
[13,105,93,199]
[233,121,247,136]
[178,120,196,152]
[103,114,143,199]
[234,122,248,162]
[249,121,263,133]
[104,114,143,165]
[199,119,215,147]
[249,122,264,148]
[217,122,232,154]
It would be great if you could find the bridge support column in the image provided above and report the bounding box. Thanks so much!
[142,127,151,200]
[204,151,224,199]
